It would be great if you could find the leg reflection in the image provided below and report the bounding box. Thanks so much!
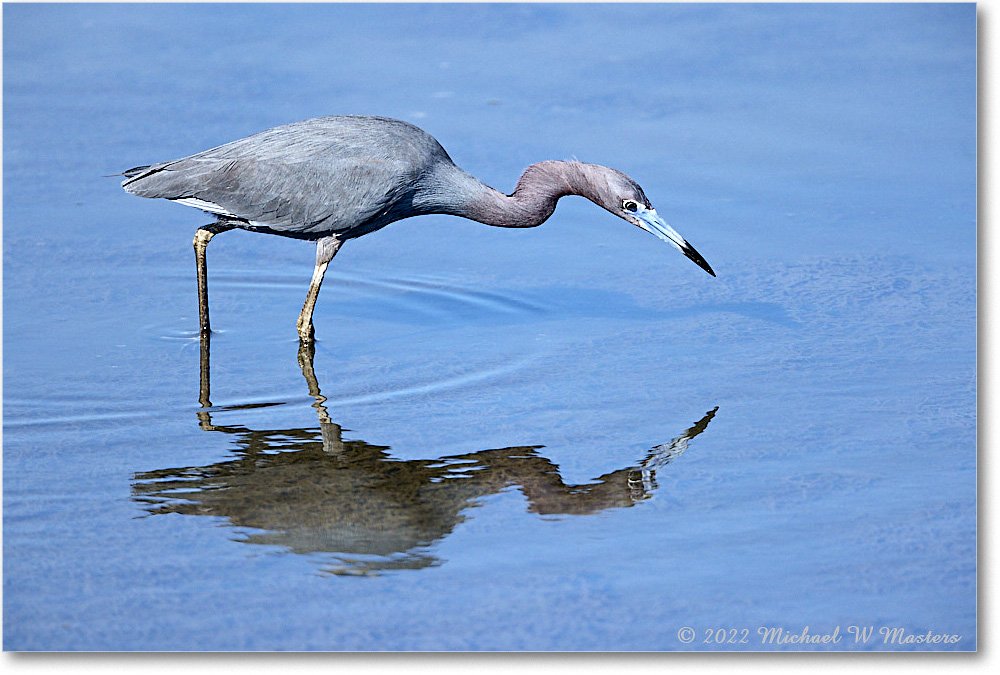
[197,330,218,431]
[296,340,344,454]
[195,330,344,453]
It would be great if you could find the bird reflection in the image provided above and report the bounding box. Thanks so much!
[133,335,717,576]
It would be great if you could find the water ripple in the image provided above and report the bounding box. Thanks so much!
[308,349,544,409]
[192,268,549,327]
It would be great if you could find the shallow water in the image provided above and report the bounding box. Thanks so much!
[3,3,976,651]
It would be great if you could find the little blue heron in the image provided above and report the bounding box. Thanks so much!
[122,115,715,342]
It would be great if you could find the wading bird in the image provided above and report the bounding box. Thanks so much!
[122,115,715,342]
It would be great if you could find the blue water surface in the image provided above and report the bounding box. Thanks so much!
[3,3,976,651]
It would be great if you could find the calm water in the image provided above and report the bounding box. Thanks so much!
[3,3,976,651]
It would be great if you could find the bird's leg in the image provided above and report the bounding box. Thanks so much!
[199,330,212,408]
[193,222,234,334]
[297,235,342,342]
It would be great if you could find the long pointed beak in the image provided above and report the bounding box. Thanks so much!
[634,206,716,277]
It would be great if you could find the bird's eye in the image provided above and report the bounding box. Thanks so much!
[622,200,639,213]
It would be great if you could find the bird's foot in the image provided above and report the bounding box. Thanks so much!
[296,318,315,343]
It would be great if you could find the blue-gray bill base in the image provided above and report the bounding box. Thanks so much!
[121,115,715,342]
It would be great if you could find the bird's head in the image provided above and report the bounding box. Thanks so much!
[583,165,716,277]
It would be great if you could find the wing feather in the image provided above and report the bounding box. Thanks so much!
[122,116,445,237]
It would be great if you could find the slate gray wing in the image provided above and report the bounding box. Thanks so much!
[122,117,444,237]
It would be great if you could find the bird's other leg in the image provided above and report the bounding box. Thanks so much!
[297,235,342,343]
[193,222,235,334]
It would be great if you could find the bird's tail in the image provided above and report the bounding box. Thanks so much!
[105,165,151,179]
[122,165,151,178]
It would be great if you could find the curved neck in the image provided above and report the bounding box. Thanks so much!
[445,160,596,229]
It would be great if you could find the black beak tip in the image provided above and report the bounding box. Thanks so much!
[683,245,716,277]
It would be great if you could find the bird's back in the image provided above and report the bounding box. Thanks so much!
[122,116,455,239]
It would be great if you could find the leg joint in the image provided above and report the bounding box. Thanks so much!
[316,235,343,266]
[194,223,236,249]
